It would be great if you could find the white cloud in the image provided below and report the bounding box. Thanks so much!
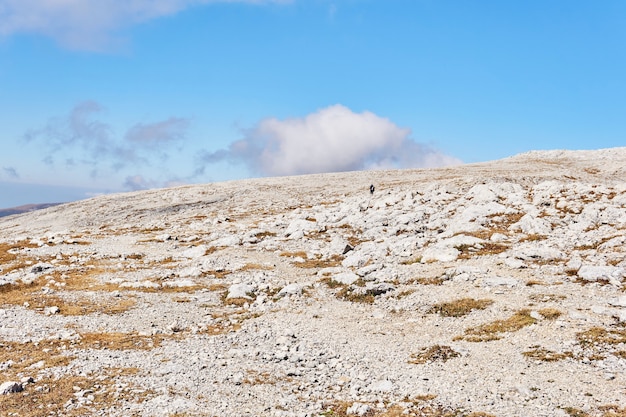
[2,166,19,179]
[0,0,290,50]
[126,117,189,145]
[198,104,461,177]
[123,174,155,191]
[24,101,189,173]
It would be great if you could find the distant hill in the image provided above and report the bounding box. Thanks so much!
[0,202,63,218]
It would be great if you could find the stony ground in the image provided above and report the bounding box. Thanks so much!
[1,148,626,417]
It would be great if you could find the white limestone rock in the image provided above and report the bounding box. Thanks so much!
[504,258,526,269]
[180,245,208,259]
[466,184,498,203]
[445,266,488,281]
[578,266,625,283]
[30,263,54,274]
[328,236,351,256]
[369,379,395,393]
[565,257,583,272]
[515,245,564,262]
[445,203,507,236]
[285,219,318,237]
[490,233,508,242]
[211,235,241,247]
[615,311,626,323]
[178,266,203,278]
[227,283,255,299]
[510,214,552,235]
[365,282,395,296]
[162,279,196,288]
[609,295,626,307]
[155,233,172,242]
[356,264,380,278]
[342,252,370,268]
[44,306,60,315]
[0,381,23,395]
[388,236,421,256]
[277,283,304,297]
[347,402,371,416]
[367,268,397,283]
[120,280,161,289]
[421,247,460,263]
[333,272,360,285]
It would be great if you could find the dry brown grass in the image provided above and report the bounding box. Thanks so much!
[0,339,73,381]
[295,254,344,269]
[239,263,275,271]
[79,332,175,350]
[485,212,525,232]
[222,297,253,307]
[280,250,308,259]
[415,276,446,285]
[0,271,138,315]
[254,231,277,240]
[401,257,422,265]
[243,369,279,385]
[522,346,574,362]
[394,289,416,299]
[203,269,231,279]
[599,405,626,417]
[0,240,47,274]
[320,399,493,417]
[336,286,375,304]
[577,327,626,347]
[573,235,621,252]
[0,369,150,417]
[562,407,591,417]
[429,298,493,317]
[320,278,376,304]
[50,295,136,315]
[456,242,510,259]
[519,234,548,242]
[456,309,537,342]
[409,345,460,364]
[335,224,366,247]
[0,332,167,417]
[319,277,346,289]
[538,308,562,320]
[200,311,260,335]
[529,293,566,303]
[282,250,345,269]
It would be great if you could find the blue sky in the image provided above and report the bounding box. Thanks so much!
[1,0,625,208]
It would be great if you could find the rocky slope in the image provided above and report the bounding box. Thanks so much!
[1,148,626,417]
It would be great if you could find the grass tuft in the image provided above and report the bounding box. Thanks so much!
[429,298,493,317]
[457,309,537,342]
[538,308,562,320]
[409,345,460,364]
[522,346,573,362]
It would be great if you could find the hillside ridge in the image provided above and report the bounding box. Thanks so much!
[1,148,625,417]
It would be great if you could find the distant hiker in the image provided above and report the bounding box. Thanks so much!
[370,184,375,194]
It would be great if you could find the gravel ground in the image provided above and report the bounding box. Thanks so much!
[1,148,626,417]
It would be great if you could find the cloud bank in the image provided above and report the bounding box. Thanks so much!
[24,101,189,183]
[198,104,461,177]
[0,0,290,50]
[2,166,19,179]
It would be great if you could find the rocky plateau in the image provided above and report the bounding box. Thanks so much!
[1,148,626,417]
